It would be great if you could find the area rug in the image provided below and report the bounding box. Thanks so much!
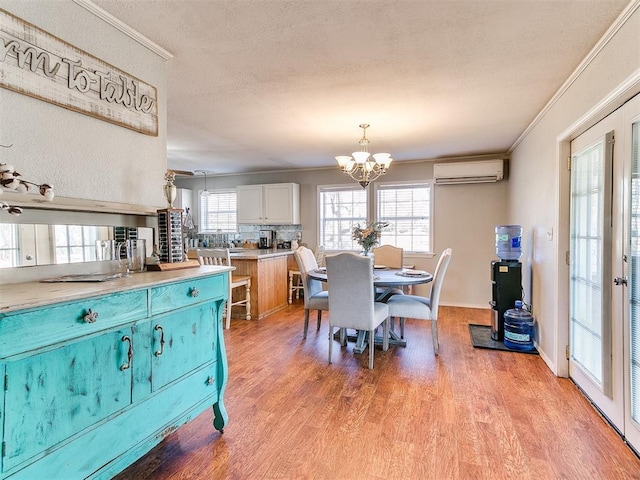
[468,324,538,355]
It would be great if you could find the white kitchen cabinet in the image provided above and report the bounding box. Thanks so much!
[173,188,193,213]
[237,183,300,224]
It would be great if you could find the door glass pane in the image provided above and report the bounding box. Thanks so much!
[630,121,640,422]
[570,140,606,385]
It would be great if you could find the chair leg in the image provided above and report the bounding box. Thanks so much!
[368,329,375,369]
[328,326,333,364]
[432,320,439,355]
[400,317,405,339]
[244,281,251,320]
[303,309,310,339]
[288,273,293,304]
[382,319,389,352]
[339,327,347,346]
[317,310,322,331]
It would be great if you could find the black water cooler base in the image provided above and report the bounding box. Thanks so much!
[491,260,522,341]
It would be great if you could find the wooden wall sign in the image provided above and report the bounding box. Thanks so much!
[0,8,158,136]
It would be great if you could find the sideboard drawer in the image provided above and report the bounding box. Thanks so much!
[0,289,148,359]
[151,273,226,315]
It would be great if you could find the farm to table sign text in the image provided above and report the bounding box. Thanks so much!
[0,8,158,136]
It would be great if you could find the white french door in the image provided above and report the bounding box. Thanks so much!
[623,94,640,450]
[569,93,640,451]
[569,110,624,431]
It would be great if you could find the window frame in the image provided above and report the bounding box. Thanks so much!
[374,180,433,255]
[198,188,238,234]
[0,223,20,268]
[317,183,369,252]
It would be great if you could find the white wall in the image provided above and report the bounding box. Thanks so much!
[508,3,640,375]
[0,0,168,208]
[176,159,508,308]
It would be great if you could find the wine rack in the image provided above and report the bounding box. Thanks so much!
[157,208,183,263]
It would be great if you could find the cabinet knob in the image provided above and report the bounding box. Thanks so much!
[83,308,99,323]
[190,287,199,297]
[206,376,214,385]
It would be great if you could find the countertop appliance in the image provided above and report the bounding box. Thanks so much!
[259,229,275,249]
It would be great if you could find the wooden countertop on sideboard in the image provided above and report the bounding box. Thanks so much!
[0,265,232,314]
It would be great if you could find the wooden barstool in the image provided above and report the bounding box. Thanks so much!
[196,248,251,328]
[289,269,303,304]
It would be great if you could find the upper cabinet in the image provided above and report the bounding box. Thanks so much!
[237,183,300,224]
[174,188,193,213]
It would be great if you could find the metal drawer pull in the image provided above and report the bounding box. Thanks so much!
[206,376,214,385]
[83,308,99,323]
[154,324,165,357]
[190,287,199,297]
[120,335,133,371]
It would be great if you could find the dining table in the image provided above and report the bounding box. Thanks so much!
[307,265,433,354]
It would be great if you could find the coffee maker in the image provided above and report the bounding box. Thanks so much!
[259,229,275,249]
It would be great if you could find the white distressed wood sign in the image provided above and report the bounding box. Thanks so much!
[0,8,158,136]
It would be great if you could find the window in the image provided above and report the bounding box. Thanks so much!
[376,183,432,253]
[319,185,367,250]
[0,224,19,268]
[54,225,100,264]
[199,189,237,233]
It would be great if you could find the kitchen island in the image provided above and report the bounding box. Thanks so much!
[189,248,295,320]
[229,248,294,320]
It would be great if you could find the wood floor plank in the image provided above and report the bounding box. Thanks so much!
[114,304,640,479]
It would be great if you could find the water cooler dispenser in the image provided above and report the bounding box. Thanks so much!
[491,225,523,341]
[491,261,522,340]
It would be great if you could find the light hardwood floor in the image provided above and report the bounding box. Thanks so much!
[115,304,640,479]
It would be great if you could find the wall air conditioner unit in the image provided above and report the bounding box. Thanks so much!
[433,159,504,185]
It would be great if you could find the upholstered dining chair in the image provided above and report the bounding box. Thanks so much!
[372,244,405,301]
[293,246,329,339]
[196,248,251,329]
[325,252,390,369]
[386,248,452,355]
[289,245,325,304]
[372,244,403,268]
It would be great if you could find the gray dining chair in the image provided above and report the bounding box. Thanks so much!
[386,248,452,355]
[326,252,390,369]
[294,246,329,339]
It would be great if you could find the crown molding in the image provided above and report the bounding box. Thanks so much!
[73,0,173,60]
[509,0,640,152]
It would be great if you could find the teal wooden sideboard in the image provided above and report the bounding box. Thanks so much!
[0,267,230,479]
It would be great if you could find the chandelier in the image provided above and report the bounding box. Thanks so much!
[194,170,212,197]
[335,124,393,188]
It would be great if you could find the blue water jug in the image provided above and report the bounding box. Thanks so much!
[503,300,535,351]
[495,225,522,261]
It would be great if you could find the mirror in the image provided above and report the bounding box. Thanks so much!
[0,223,154,268]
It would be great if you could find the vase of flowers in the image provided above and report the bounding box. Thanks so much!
[352,221,389,256]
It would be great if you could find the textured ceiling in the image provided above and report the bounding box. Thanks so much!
[92,0,631,175]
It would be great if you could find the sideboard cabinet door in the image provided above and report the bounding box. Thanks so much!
[3,328,133,472]
[151,303,217,391]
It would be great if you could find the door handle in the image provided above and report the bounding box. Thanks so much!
[614,276,628,286]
